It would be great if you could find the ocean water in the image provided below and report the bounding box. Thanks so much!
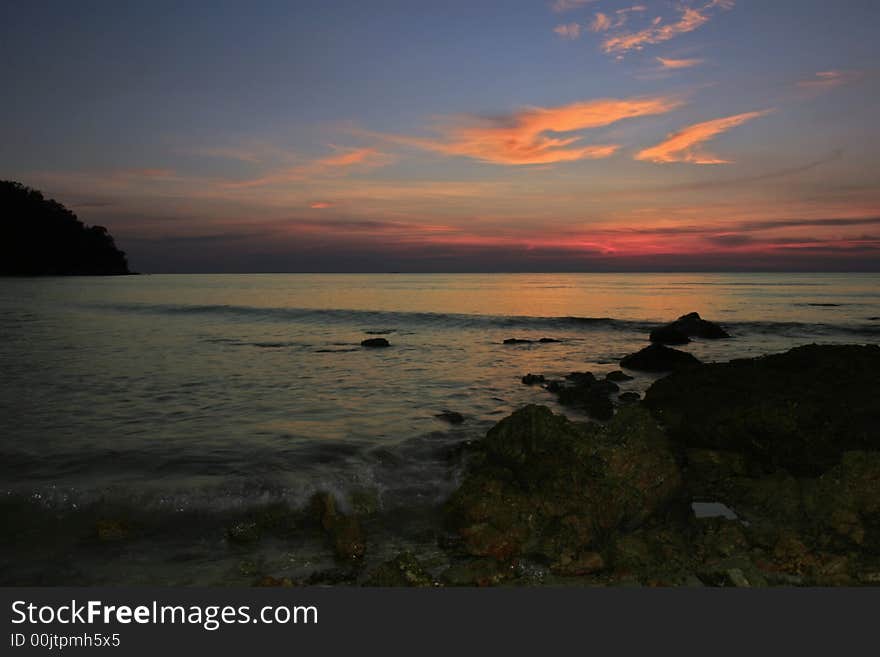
[1,272,878,584]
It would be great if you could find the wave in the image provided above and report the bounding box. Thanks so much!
[89,301,880,339]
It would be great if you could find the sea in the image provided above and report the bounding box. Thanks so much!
[1,272,878,584]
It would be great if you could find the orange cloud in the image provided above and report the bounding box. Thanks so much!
[601,1,733,54]
[656,56,704,69]
[635,110,772,164]
[309,201,333,209]
[553,23,582,39]
[589,13,612,32]
[370,96,683,165]
[797,70,863,92]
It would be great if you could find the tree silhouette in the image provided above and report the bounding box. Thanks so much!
[1,181,130,275]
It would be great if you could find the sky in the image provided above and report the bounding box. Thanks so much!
[1,0,879,272]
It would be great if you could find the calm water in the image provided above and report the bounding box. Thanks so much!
[1,272,878,584]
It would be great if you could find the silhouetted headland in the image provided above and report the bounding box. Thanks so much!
[1,181,130,275]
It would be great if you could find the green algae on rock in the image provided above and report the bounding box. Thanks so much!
[445,404,682,567]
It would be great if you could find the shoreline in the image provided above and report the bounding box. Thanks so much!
[3,308,879,586]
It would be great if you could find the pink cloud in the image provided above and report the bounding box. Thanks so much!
[553,23,582,39]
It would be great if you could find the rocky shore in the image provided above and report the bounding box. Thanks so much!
[57,312,879,587]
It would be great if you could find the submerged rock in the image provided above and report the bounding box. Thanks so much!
[503,338,532,345]
[436,410,465,424]
[650,312,730,344]
[540,372,620,421]
[361,337,390,348]
[619,392,641,403]
[445,404,682,563]
[620,343,701,372]
[606,370,634,382]
[521,373,546,385]
[644,344,880,475]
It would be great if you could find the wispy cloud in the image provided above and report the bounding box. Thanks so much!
[309,201,333,209]
[553,23,582,39]
[656,56,704,69]
[367,96,683,165]
[226,147,393,188]
[635,109,772,164]
[601,1,734,55]
[551,0,597,13]
[797,70,863,92]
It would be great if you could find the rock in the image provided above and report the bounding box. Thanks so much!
[436,410,465,424]
[309,492,366,563]
[521,373,546,385]
[649,325,691,345]
[503,338,532,345]
[551,551,605,577]
[254,575,295,587]
[440,559,511,587]
[802,451,880,551]
[445,405,682,563]
[650,312,730,344]
[538,337,560,343]
[620,344,701,372]
[226,520,261,544]
[361,337,390,348]
[606,371,634,382]
[95,519,129,542]
[618,392,641,403]
[362,552,435,587]
[644,344,880,475]
[548,372,617,421]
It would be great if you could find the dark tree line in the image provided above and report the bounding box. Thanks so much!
[1,181,130,275]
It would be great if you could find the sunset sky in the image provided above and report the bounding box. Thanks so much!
[2,0,878,271]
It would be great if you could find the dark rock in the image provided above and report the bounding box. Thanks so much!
[503,338,533,345]
[521,373,546,385]
[565,371,597,386]
[362,552,434,587]
[650,312,730,344]
[436,410,465,424]
[644,344,880,475]
[620,343,701,372]
[606,370,634,382]
[649,325,691,345]
[548,372,618,421]
[619,392,641,403]
[538,337,560,343]
[361,337,390,348]
[445,405,682,563]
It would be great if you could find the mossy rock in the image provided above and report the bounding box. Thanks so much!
[445,405,682,563]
